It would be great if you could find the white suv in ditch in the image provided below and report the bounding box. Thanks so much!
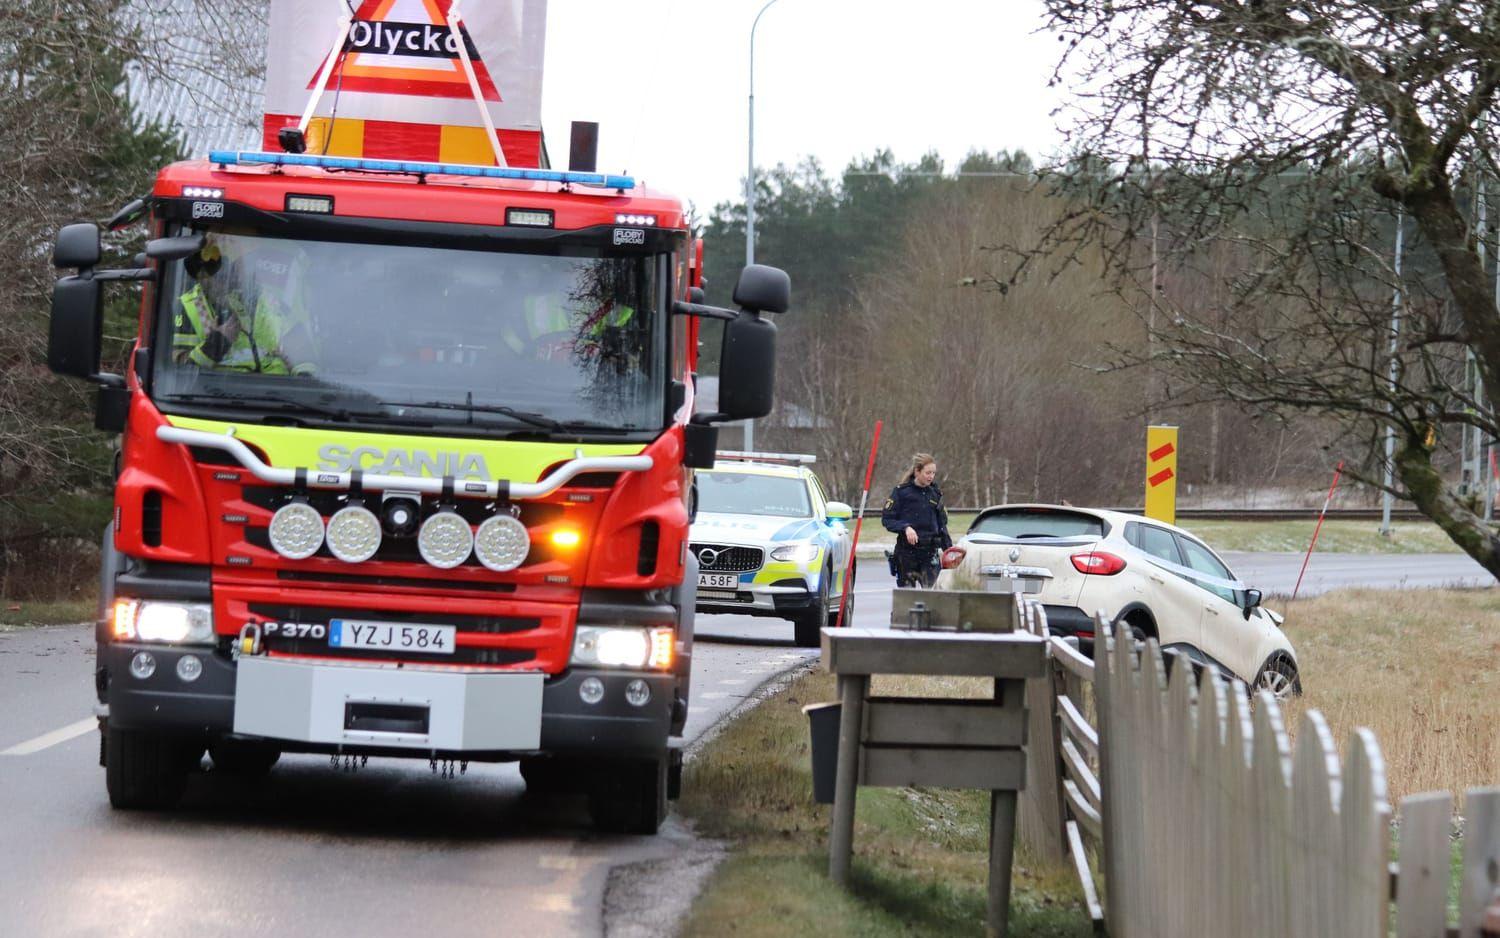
[934,504,1300,697]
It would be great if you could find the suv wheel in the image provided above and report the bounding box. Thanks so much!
[794,567,830,648]
[1253,657,1301,700]
[1112,610,1153,644]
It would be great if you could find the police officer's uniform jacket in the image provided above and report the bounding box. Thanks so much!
[881,480,951,552]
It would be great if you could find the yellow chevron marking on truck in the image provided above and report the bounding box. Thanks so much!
[165,416,645,483]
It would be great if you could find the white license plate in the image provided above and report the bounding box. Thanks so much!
[329,619,456,655]
[698,573,739,589]
[983,577,1045,595]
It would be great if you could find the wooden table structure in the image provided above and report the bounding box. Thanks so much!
[820,621,1049,937]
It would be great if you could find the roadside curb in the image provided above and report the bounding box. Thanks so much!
[601,653,822,938]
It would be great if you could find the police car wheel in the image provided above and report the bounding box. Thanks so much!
[827,561,855,629]
[794,567,831,648]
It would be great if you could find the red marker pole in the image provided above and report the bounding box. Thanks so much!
[835,420,883,630]
[1292,460,1344,603]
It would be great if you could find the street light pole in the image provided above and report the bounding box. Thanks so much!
[744,0,780,453]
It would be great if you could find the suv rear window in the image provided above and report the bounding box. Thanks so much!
[969,508,1105,539]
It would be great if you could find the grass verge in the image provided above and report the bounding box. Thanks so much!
[1278,587,1500,809]
[0,599,95,628]
[1182,519,1465,554]
[678,668,1092,937]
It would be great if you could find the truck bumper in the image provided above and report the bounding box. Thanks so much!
[103,642,673,758]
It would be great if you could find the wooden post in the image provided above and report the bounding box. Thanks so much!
[988,789,1019,937]
[829,673,867,884]
[988,674,1019,936]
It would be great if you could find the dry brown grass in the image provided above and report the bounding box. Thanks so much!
[1275,588,1500,811]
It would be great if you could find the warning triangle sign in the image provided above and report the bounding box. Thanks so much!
[308,0,503,101]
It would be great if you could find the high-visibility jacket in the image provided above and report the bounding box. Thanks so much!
[503,297,635,355]
[173,284,312,375]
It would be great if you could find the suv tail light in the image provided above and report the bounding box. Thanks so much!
[941,546,967,569]
[1071,550,1126,575]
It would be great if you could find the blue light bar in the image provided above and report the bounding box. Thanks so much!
[206,150,635,190]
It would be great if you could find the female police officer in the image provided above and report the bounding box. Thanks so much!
[881,453,951,588]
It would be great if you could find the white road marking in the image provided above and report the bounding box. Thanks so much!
[530,894,575,912]
[538,855,579,871]
[717,678,746,685]
[1,717,96,756]
[699,692,729,700]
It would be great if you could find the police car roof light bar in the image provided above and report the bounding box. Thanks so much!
[714,450,816,465]
[207,150,635,190]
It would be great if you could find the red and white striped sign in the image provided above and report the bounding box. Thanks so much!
[262,0,546,167]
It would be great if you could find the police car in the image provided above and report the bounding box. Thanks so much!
[690,452,855,647]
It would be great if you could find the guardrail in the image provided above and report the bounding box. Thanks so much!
[1015,601,1500,937]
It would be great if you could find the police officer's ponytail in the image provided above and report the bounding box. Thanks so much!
[899,453,936,486]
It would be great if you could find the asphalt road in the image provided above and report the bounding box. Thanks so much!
[0,552,1486,937]
[1221,550,1495,596]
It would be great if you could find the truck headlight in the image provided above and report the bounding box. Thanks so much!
[112,600,215,645]
[572,626,675,669]
[770,543,820,563]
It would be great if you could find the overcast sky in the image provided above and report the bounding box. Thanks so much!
[541,0,1065,213]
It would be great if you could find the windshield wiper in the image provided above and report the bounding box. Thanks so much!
[382,400,571,432]
[158,391,353,423]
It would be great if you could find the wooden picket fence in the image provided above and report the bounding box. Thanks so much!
[1013,598,1500,937]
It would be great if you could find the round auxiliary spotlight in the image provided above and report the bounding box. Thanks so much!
[417,510,474,569]
[326,504,382,563]
[268,501,324,560]
[473,514,531,572]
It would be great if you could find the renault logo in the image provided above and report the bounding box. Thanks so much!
[1009,547,1021,562]
[697,547,720,568]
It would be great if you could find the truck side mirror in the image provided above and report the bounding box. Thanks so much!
[732,264,790,314]
[716,311,776,420]
[53,223,101,270]
[146,233,206,261]
[49,275,104,380]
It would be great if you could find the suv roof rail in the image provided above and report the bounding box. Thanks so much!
[714,450,816,465]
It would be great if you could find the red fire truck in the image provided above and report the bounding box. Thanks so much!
[46,147,787,834]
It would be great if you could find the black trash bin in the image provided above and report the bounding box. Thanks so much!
[803,701,841,805]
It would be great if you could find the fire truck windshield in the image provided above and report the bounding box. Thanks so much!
[151,230,665,435]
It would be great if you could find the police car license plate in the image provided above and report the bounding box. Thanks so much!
[698,573,738,589]
[329,619,456,655]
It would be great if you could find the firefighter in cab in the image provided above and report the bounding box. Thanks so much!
[173,236,315,375]
[881,453,952,588]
